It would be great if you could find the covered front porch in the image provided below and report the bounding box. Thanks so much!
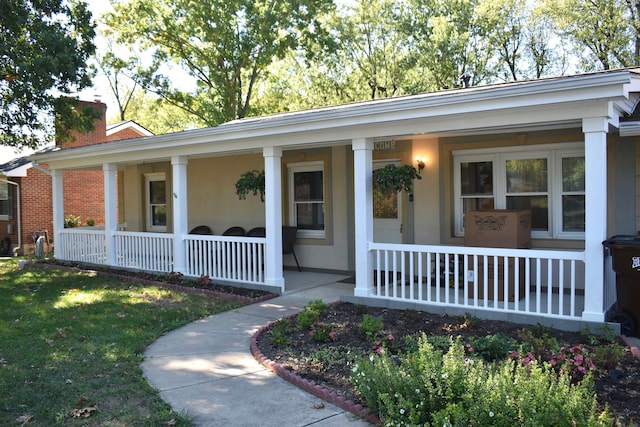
[35,70,640,332]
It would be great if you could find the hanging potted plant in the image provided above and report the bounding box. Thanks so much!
[373,164,422,195]
[235,169,265,201]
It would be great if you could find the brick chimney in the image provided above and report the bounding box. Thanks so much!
[56,100,108,148]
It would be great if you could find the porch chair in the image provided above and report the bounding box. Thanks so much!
[282,226,301,272]
[246,227,266,237]
[189,225,213,235]
[222,226,245,236]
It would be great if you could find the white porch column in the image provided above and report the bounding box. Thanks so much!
[172,156,188,274]
[264,146,284,290]
[582,117,609,322]
[353,138,374,297]
[51,169,64,259]
[103,163,118,266]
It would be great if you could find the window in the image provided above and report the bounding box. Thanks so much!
[145,173,167,232]
[453,143,584,239]
[0,182,12,219]
[288,162,325,238]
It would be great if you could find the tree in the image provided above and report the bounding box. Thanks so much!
[403,0,493,91]
[1,0,97,150]
[105,0,335,126]
[122,90,204,134]
[94,39,145,122]
[544,0,636,70]
[332,0,411,100]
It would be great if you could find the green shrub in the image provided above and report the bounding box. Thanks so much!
[296,308,321,330]
[270,318,291,347]
[467,333,518,362]
[359,314,383,340]
[352,335,612,427]
[296,300,328,330]
[591,343,625,370]
[306,299,328,312]
[64,214,82,228]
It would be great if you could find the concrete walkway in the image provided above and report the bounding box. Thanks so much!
[141,273,374,427]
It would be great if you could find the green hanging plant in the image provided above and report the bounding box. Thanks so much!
[373,164,422,195]
[235,169,265,201]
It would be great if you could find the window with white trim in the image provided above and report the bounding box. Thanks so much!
[453,143,585,239]
[288,161,325,238]
[0,182,12,219]
[145,173,167,232]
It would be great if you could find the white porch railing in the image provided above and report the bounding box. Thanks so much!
[56,230,265,284]
[58,228,106,264]
[185,234,265,285]
[114,231,174,273]
[369,243,589,320]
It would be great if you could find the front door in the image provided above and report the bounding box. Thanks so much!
[373,160,403,244]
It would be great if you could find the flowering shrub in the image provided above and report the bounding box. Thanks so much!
[352,335,612,426]
[373,164,422,195]
[509,345,596,382]
[372,334,396,354]
[548,345,596,380]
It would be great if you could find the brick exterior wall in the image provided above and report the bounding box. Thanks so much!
[19,168,53,254]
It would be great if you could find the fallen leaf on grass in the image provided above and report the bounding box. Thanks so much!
[16,414,33,424]
[70,406,97,418]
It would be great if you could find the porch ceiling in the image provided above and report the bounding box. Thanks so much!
[32,69,640,170]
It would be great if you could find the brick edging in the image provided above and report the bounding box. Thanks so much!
[24,262,279,305]
[250,316,381,425]
[620,335,640,360]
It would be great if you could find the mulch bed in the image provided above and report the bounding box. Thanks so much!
[253,302,640,425]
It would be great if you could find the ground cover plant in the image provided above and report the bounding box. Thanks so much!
[0,259,243,426]
[256,301,640,426]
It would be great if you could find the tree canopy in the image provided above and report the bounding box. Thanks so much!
[1,0,97,150]
[105,0,336,126]
[96,0,640,132]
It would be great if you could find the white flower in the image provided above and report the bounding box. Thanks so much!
[369,355,375,362]
[400,409,405,415]
[489,411,495,417]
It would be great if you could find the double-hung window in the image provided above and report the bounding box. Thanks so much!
[288,161,325,238]
[0,182,12,219]
[145,173,167,232]
[453,143,585,239]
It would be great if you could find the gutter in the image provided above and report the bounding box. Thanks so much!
[31,161,52,176]
[0,178,21,255]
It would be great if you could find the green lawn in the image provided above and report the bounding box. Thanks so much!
[0,259,242,426]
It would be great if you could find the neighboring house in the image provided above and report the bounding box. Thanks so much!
[30,69,640,332]
[0,101,152,256]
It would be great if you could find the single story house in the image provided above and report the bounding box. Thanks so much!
[0,101,152,255]
[30,69,640,333]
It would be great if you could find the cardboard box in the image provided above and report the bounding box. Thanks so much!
[464,210,531,249]
[467,257,526,302]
